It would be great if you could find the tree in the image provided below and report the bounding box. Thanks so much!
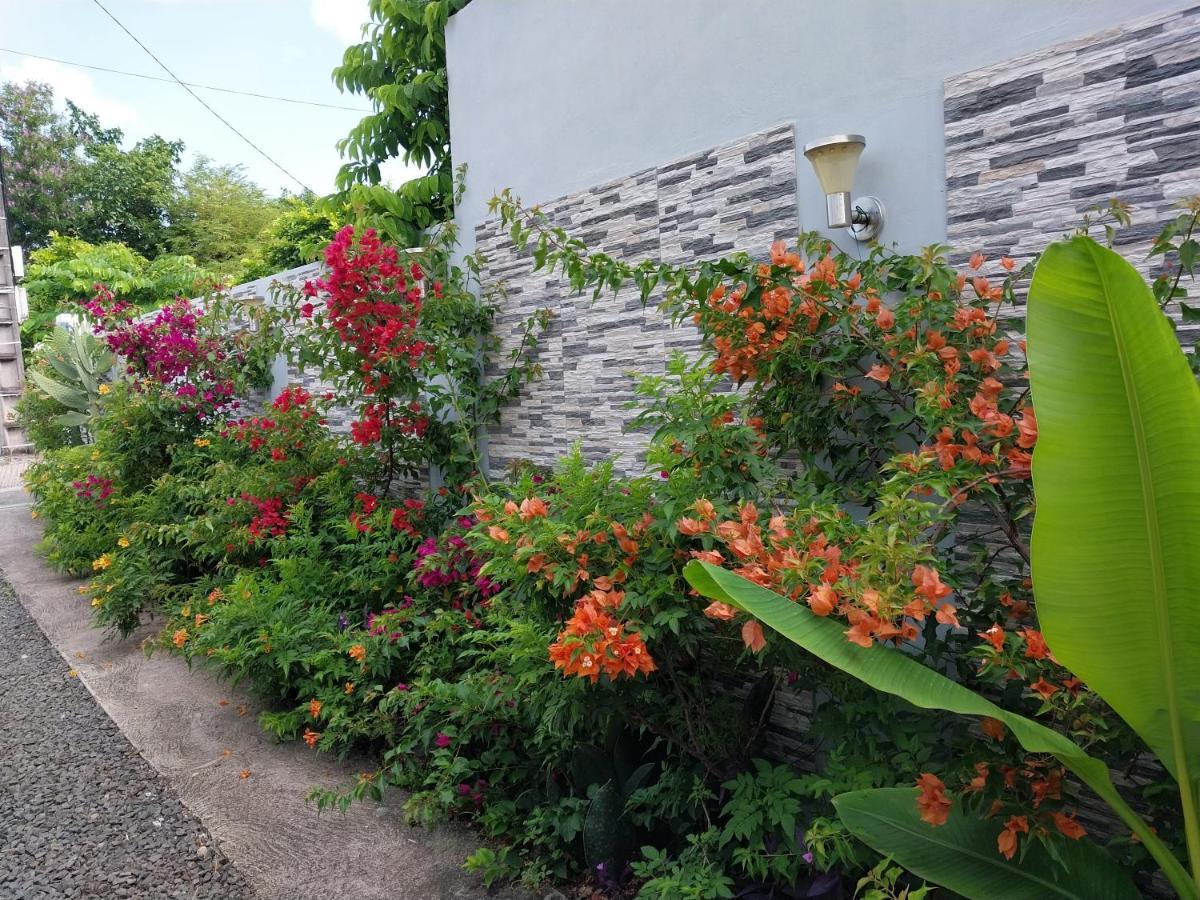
[168,157,279,276]
[238,195,340,281]
[329,0,471,246]
[72,135,182,258]
[0,82,111,247]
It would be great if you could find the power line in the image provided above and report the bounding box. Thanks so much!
[0,48,370,113]
[88,0,314,194]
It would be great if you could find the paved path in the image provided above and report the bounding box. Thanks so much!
[0,496,524,899]
[0,581,255,899]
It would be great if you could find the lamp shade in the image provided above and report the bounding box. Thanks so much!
[803,134,866,195]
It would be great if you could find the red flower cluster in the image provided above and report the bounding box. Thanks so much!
[237,493,289,542]
[349,400,428,447]
[304,226,430,371]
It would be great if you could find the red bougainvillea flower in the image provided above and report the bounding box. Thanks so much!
[915,773,951,826]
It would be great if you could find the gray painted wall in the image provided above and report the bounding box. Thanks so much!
[447,0,1196,256]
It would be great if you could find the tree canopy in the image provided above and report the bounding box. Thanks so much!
[328,0,471,246]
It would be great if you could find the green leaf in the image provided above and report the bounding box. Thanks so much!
[1181,302,1200,324]
[30,370,88,411]
[834,788,1139,900]
[682,560,1196,897]
[1028,236,1200,871]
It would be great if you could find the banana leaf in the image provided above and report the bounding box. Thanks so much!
[682,560,1196,898]
[834,788,1138,899]
[1027,236,1200,873]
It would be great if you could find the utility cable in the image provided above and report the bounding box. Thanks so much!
[88,0,314,193]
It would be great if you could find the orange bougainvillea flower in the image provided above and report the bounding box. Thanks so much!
[309,698,322,719]
[348,644,367,663]
[1000,256,1016,271]
[866,364,892,383]
[519,497,548,521]
[982,623,1006,651]
[703,601,738,621]
[998,815,1029,859]
[487,525,510,543]
[303,727,321,749]
[503,500,518,515]
[692,498,717,520]
[1052,811,1087,840]
[1020,627,1051,660]
[1015,407,1037,449]
[741,619,767,653]
[676,516,709,536]
[876,307,896,331]
[981,717,1006,741]
[1030,677,1058,700]
[911,565,953,603]
[915,773,951,826]
[172,628,188,648]
[968,252,985,270]
[807,583,837,617]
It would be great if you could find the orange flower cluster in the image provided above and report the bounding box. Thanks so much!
[917,755,1087,859]
[547,587,656,682]
[684,500,961,650]
[703,241,853,382]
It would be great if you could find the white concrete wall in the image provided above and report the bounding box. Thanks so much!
[446,0,1195,254]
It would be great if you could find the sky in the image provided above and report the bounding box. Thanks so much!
[0,0,425,196]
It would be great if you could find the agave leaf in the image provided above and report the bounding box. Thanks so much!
[834,788,1139,899]
[682,560,1196,898]
[54,410,91,427]
[30,370,88,412]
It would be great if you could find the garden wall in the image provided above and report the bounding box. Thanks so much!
[474,124,798,476]
[468,4,1200,478]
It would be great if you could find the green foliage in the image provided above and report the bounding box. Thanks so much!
[238,196,340,281]
[20,233,215,351]
[329,0,472,245]
[166,157,280,278]
[835,790,1135,899]
[1027,236,1200,877]
[0,82,117,248]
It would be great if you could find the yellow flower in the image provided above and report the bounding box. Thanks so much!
[105,584,114,593]
[117,536,130,548]
[193,438,211,448]
[90,450,100,462]
[92,554,112,571]
[97,383,111,395]
[91,597,102,608]
[77,585,91,595]
[30,509,38,519]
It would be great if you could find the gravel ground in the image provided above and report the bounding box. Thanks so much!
[0,582,256,899]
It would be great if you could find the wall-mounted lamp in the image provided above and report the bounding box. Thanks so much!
[802,134,885,242]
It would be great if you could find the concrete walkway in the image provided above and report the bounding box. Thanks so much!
[0,493,525,899]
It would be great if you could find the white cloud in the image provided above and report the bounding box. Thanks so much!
[310,0,371,47]
[0,57,139,128]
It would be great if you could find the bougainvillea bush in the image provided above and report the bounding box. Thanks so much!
[24,194,1200,898]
